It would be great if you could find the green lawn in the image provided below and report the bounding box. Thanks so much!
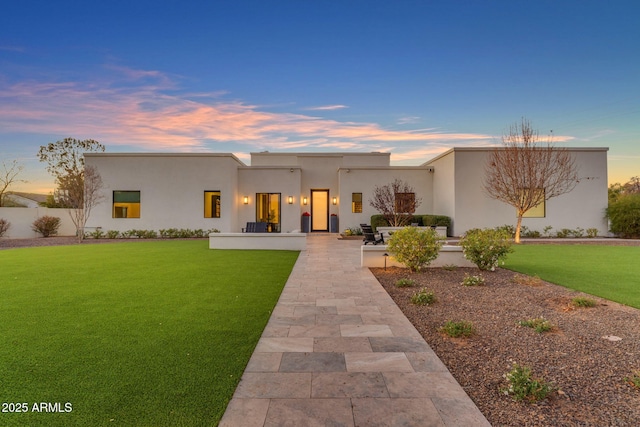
[0,241,299,426]
[504,245,640,309]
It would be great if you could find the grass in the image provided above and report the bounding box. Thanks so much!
[0,241,299,426]
[504,245,640,309]
[439,320,475,338]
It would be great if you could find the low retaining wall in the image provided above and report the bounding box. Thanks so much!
[209,233,306,250]
[0,207,76,238]
[361,244,476,268]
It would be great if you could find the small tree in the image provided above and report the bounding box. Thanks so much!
[0,159,27,207]
[369,178,422,227]
[37,138,105,241]
[483,118,578,243]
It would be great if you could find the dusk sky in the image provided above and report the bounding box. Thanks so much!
[1,0,638,193]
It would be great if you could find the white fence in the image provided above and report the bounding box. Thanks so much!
[0,207,77,238]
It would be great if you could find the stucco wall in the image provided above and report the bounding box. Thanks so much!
[85,153,243,233]
[0,207,77,238]
[426,150,456,228]
[449,148,609,236]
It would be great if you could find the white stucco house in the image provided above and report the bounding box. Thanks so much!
[84,147,609,236]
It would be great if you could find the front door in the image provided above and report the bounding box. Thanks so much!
[311,190,329,232]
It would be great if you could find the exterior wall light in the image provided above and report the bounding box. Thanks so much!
[288,196,293,204]
[332,197,337,205]
[243,196,249,204]
[303,197,308,205]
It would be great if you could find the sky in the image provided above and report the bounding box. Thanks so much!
[1,0,638,193]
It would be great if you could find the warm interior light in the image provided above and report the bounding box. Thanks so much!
[243,196,249,204]
[288,196,293,204]
[303,197,308,205]
[332,197,337,205]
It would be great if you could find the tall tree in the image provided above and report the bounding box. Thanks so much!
[483,118,578,243]
[369,178,422,227]
[37,138,105,241]
[0,159,27,207]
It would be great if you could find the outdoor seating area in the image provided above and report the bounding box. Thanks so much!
[242,222,269,233]
[361,224,384,245]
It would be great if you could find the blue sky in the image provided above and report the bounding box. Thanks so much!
[1,0,638,192]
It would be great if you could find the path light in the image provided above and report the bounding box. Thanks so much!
[383,253,389,271]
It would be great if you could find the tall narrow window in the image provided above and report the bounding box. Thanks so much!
[204,191,221,218]
[352,193,363,213]
[113,191,140,218]
[395,192,415,213]
[256,193,281,232]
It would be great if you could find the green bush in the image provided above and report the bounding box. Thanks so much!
[571,297,596,308]
[31,215,61,237]
[387,226,444,272]
[460,228,513,271]
[410,288,436,305]
[606,194,640,238]
[370,215,389,231]
[87,229,105,239]
[502,363,553,402]
[422,215,451,233]
[395,278,415,287]
[0,218,10,237]
[518,317,554,333]
[439,320,475,338]
[107,230,121,239]
[461,274,485,286]
[586,228,598,238]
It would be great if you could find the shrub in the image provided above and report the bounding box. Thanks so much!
[570,227,584,238]
[387,226,444,272]
[459,228,513,271]
[395,278,415,287]
[87,229,105,239]
[440,320,475,338]
[370,215,389,231]
[542,225,553,237]
[31,215,61,237]
[422,215,452,234]
[606,194,640,238]
[0,218,10,237]
[625,371,640,389]
[555,228,572,238]
[502,363,553,402]
[518,317,554,333]
[107,230,121,239]
[410,288,436,305]
[495,224,516,238]
[442,264,457,271]
[586,228,598,238]
[461,274,484,286]
[571,297,597,308]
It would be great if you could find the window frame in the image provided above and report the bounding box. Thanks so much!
[112,190,141,218]
[352,192,363,213]
[204,191,221,218]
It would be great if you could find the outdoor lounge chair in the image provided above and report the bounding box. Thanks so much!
[361,224,384,245]
[242,222,268,232]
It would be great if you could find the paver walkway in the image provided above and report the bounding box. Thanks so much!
[220,234,490,426]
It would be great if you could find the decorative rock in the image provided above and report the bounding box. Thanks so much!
[601,335,622,341]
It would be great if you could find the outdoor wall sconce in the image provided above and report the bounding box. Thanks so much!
[303,197,308,205]
[332,197,337,205]
[243,196,249,204]
[287,196,293,204]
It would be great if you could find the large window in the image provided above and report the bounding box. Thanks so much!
[113,191,140,218]
[395,192,416,213]
[204,191,221,218]
[352,193,363,213]
[256,193,281,232]
[521,188,546,218]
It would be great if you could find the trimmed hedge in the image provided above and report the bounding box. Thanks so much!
[370,214,451,235]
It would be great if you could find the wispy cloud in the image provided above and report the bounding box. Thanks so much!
[0,67,494,157]
[303,104,348,111]
[397,116,421,125]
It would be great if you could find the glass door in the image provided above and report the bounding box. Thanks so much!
[256,193,281,232]
[311,189,329,232]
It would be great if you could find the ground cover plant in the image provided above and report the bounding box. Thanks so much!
[504,245,640,309]
[0,241,298,426]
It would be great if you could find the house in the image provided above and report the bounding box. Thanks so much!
[84,147,609,236]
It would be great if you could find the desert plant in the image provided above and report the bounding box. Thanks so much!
[518,317,554,333]
[106,230,120,239]
[461,274,485,286]
[571,297,597,308]
[586,228,598,238]
[440,320,475,338]
[625,371,640,389]
[395,278,415,287]
[555,228,572,238]
[460,228,513,271]
[542,225,553,237]
[0,218,10,237]
[502,363,553,402]
[31,215,61,237]
[410,288,436,306]
[87,229,105,239]
[570,227,584,238]
[387,226,443,272]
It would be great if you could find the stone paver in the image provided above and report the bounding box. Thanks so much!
[219,235,490,427]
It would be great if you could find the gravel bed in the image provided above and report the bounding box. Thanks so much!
[372,266,640,426]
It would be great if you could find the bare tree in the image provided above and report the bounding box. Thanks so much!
[483,118,578,243]
[0,159,27,207]
[37,138,105,241]
[369,178,422,226]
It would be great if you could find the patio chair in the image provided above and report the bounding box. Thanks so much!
[361,224,384,245]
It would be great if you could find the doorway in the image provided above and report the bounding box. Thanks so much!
[311,189,329,232]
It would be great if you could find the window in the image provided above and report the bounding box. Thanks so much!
[352,193,363,213]
[395,192,415,213]
[256,193,281,232]
[204,191,221,218]
[521,188,546,218]
[113,191,140,218]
